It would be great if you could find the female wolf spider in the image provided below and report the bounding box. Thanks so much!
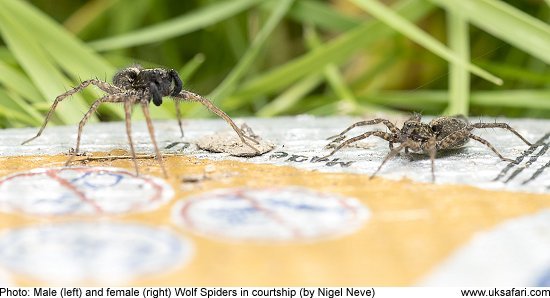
[322,114,533,181]
[22,65,259,177]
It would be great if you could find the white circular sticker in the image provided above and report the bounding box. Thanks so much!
[421,210,550,286]
[0,222,192,284]
[172,187,369,242]
[0,167,173,215]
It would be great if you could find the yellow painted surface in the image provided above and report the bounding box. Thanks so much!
[1,153,550,286]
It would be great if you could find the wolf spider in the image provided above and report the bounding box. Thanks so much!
[322,114,533,181]
[22,65,259,177]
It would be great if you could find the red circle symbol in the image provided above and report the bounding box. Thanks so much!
[0,167,173,215]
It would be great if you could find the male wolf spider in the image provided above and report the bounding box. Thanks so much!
[22,65,259,177]
[322,114,533,181]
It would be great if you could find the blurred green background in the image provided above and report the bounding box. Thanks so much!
[0,0,548,129]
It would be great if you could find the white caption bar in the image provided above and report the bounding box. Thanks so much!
[1,287,550,298]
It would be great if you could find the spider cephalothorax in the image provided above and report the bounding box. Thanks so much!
[399,114,433,143]
[112,66,182,106]
[22,65,258,177]
[323,114,533,181]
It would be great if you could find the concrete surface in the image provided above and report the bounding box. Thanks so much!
[1,115,548,193]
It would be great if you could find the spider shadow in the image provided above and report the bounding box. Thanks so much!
[398,147,467,162]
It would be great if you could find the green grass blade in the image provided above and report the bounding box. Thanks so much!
[350,0,501,85]
[208,0,294,101]
[0,61,43,102]
[0,3,93,124]
[170,54,206,117]
[362,91,446,111]
[283,0,362,31]
[3,0,114,78]
[446,12,470,116]
[4,92,44,125]
[2,0,124,119]
[0,47,17,64]
[64,0,120,34]
[364,90,550,110]
[256,74,324,117]
[350,49,400,90]
[223,18,250,60]
[179,53,206,82]
[0,89,42,126]
[430,0,550,64]
[477,61,550,85]
[303,24,358,109]
[88,0,264,51]
[234,0,435,100]
[103,53,181,70]
[470,90,550,110]
[109,0,152,36]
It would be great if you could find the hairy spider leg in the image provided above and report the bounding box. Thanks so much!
[468,134,514,163]
[178,91,260,146]
[326,119,400,141]
[141,101,168,177]
[21,79,120,145]
[123,99,139,176]
[322,131,395,159]
[437,128,514,163]
[470,122,532,146]
[370,140,417,179]
[174,100,184,137]
[173,91,260,152]
[424,137,437,182]
[65,94,122,166]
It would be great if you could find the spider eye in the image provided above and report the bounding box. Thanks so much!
[432,124,441,132]
[128,72,137,81]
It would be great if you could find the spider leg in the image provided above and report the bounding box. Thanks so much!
[173,91,260,152]
[141,101,168,178]
[174,100,184,138]
[64,93,122,166]
[327,118,400,140]
[424,137,437,182]
[469,133,514,163]
[124,99,139,176]
[22,79,120,145]
[370,141,412,179]
[470,122,532,146]
[322,131,394,159]
[438,127,515,163]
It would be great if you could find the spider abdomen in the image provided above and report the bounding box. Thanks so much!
[431,115,470,149]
